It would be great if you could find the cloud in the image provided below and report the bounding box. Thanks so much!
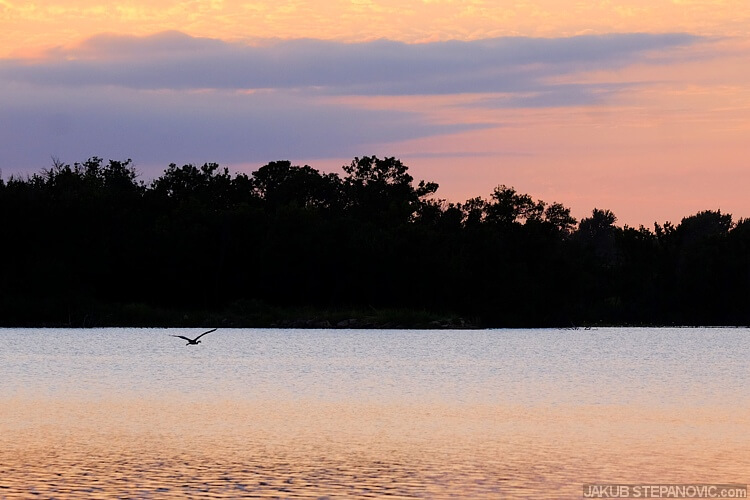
[1,31,702,95]
[0,31,706,177]
[0,81,484,175]
[469,83,635,109]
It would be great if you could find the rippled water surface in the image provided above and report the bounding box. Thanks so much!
[1,328,748,498]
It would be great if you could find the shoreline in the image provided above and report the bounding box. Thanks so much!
[4,295,748,330]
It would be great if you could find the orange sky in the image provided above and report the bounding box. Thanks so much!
[2,0,750,225]
[3,0,750,54]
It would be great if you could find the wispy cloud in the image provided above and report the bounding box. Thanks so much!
[1,31,701,95]
[0,31,706,176]
[0,81,485,170]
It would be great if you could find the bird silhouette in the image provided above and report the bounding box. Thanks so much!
[171,328,217,345]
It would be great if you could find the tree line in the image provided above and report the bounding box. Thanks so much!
[1,155,749,327]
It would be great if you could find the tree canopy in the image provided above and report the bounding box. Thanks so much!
[2,155,749,327]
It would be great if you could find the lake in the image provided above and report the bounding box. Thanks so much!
[1,327,747,498]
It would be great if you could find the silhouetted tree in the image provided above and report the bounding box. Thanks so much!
[251,160,341,211]
[3,155,750,327]
[543,202,577,236]
[341,156,438,225]
[577,208,618,263]
[485,185,545,226]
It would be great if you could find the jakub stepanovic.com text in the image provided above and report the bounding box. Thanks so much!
[582,484,747,498]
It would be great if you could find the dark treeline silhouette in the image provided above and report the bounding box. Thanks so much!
[2,155,750,327]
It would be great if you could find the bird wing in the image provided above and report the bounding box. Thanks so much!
[194,328,217,340]
[171,335,192,341]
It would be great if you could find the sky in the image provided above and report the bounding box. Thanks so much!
[1,0,749,226]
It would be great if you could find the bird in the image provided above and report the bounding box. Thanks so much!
[171,328,217,345]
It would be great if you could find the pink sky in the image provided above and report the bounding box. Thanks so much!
[1,1,749,226]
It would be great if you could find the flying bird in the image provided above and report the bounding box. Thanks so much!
[171,328,217,345]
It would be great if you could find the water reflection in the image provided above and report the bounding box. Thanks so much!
[1,328,748,498]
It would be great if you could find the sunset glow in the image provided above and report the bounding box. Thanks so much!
[2,0,750,224]
[3,396,749,497]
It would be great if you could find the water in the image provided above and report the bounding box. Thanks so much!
[1,328,748,498]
